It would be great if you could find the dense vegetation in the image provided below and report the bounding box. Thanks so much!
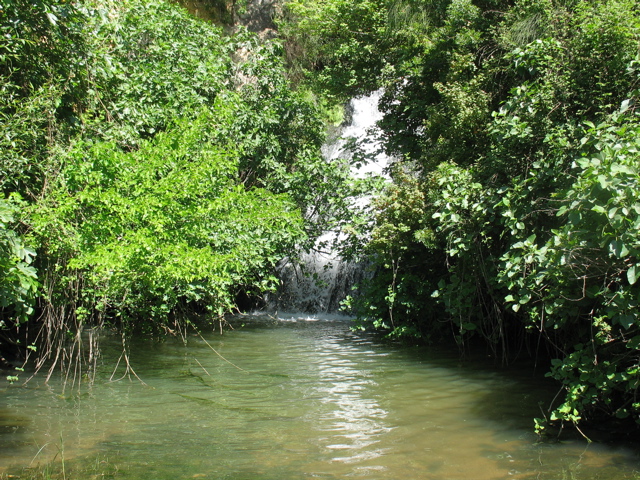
[0,0,358,380]
[281,0,640,435]
[3,0,640,439]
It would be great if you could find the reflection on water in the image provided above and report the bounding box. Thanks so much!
[1,314,639,479]
[310,336,391,465]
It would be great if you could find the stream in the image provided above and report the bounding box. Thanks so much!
[1,313,639,479]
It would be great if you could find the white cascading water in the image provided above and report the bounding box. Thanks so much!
[272,90,390,314]
[322,90,389,181]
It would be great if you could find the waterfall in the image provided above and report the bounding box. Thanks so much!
[271,91,390,314]
[322,90,389,181]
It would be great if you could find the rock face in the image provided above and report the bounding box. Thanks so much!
[235,0,279,39]
[176,0,280,39]
[176,0,230,24]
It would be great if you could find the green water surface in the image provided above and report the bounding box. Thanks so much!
[1,314,639,479]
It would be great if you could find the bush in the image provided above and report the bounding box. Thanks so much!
[31,111,306,333]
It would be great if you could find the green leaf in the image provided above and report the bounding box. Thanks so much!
[617,315,635,330]
[610,240,630,258]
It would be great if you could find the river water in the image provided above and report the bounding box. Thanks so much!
[1,314,639,479]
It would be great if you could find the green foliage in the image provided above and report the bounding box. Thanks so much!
[0,0,359,374]
[430,162,506,345]
[0,0,87,197]
[297,0,640,431]
[32,112,306,331]
[0,0,86,100]
[280,0,393,100]
[0,84,63,197]
[565,1,640,116]
[210,41,357,243]
[347,170,445,340]
[0,194,38,326]
[499,111,640,425]
[80,0,235,145]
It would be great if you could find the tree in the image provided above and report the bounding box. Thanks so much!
[32,112,306,336]
[0,0,360,379]
[283,0,640,431]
